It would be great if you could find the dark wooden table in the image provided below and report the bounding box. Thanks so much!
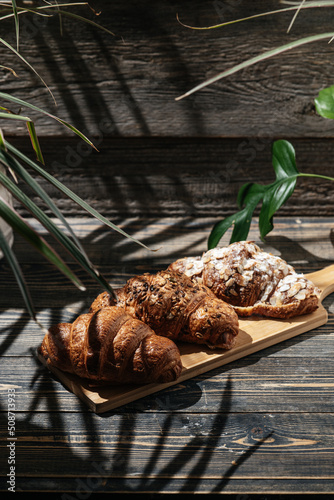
[1,0,334,496]
[1,216,334,496]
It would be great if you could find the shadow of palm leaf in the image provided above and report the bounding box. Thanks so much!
[105,374,272,494]
[265,235,334,266]
[210,430,274,493]
[95,376,260,493]
[1,332,278,495]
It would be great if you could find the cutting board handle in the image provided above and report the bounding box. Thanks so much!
[307,264,334,302]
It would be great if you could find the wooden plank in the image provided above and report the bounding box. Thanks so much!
[1,354,334,413]
[34,265,333,413]
[1,412,334,487]
[1,1,333,139]
[0,477,333,494]
[3,216,334,267]
[9,137,334,218]
[1,216,333,358]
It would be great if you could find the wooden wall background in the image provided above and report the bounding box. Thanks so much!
[1,5,334,494]
[1,0,334,218]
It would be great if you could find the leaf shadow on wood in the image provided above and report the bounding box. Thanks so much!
[265,234,334,266]
[0,310,31,356]
[87,2,207,137]
[32,24,121,137]
[101,375,272,493]
[0,297,89,357]
[12,360,273,494]
[74,215,210,268]
[28,2,208,138]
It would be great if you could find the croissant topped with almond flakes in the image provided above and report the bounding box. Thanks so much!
[90,269,239,350]
[168,241,321,319]
[38,306,183,385]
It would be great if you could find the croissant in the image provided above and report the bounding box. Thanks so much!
[168,241,321,319]
[90,269,239,350]
[38,306,183,385]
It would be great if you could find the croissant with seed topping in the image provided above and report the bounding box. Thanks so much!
[38,306,183,385]
[168,241,321,319]
[90,269,239,350]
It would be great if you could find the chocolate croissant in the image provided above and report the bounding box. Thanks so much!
[90,269,239,350]
[168,241,321,319]
[38,306,183,385]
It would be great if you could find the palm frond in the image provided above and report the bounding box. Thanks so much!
[5,141,155,252]
[176,32,334,101]
[0,225,36,321]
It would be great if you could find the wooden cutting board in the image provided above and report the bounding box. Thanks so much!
[37,264,334,413]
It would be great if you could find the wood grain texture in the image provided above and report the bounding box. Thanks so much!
[2,354,334,413]
[1,0,334,486]
[35,265,331,413]
[8,137,334,218]
[1,1,334,139]
[2,0,334,219]
[0,216,334,493]
[1,409,334,493]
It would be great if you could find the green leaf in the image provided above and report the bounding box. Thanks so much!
[11,0,19,51]
[208,140,300,248]
[208,185,264,248]
[176,32,334,101]
[208,213,238,249]
[259,177,297,239]
[315,85,334,119]
[272,139,299,179]
[0,147,87,259]
[257,139,299,238]
[5,141,155,252]
[237,182,266,209]
[0,111,32,122]
[0,226,36,320]
[0,128,6,151]
[26,120,44,164]
[0,196,86,291]
[230,205,257,243]
[0,92,96,150]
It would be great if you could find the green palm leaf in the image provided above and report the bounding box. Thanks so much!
[0,147,87,259]
[0,165,118,299]
[0,195,85,291]
[176,32,334,101]
[11,0,19,51]
[25,121,44,164]
[0,92,95,149]
[177,1,334,30]
[0,38,55,103]
[0,226,36,321]
[5,141,154,252]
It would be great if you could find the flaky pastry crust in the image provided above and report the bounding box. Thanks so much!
[90,269,239,350]
[168,241,321,319]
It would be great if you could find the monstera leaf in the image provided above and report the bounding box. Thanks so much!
[208,139,333,249]
[315,85,334,119]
